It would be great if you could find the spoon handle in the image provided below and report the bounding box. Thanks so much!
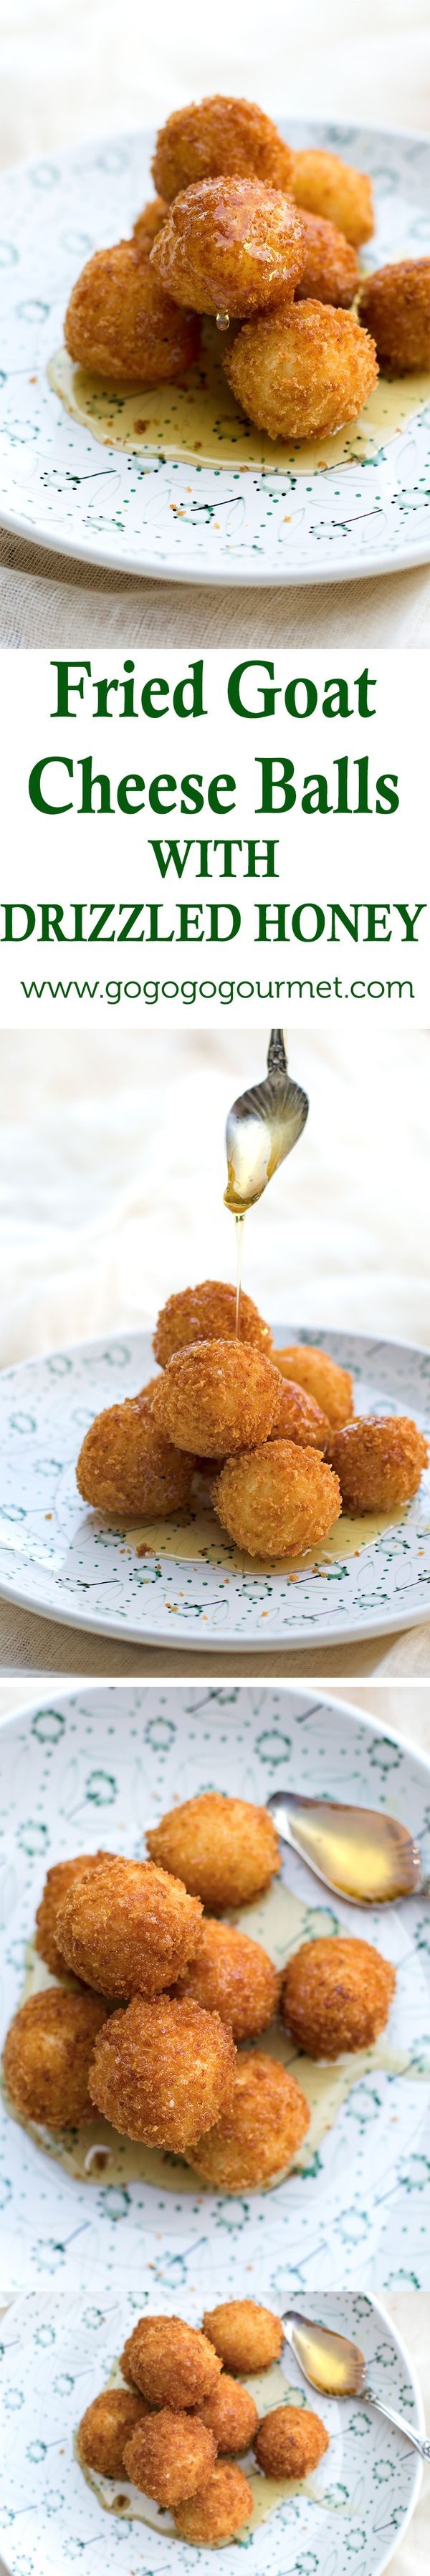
[365,2385,430,2458]
[267,1028,288,1073]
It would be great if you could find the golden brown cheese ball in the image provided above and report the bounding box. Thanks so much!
[135,1376,163,1403]
[151,1340,282,1457]
[34,1852,109,1978]
[214,1440,341,1560]
[203,2299,283,2377]
[120,2314,221,2408]
[254,2403,329,2479]
[152,95,294,202]
[64,239,199,386]
[173,2458,253,2543]
[153,1278,272,1365]
[325,1416,429,1514]
[173,1916,281,2040]
[55,1854,202,2002]
[76,1395,195,1519]
[77,2387,148,2477]
[224,300,377,441]
[291,148,374,246]
[188,2051,310,2190]
[150,177,304,318]
[270,1375,329,1450]
[147,1791,281,1910]
[282,1935,396,2059]
[295,209,359,306]
[358,257,430,372]
[3,1987,107,2130]
[89,1993,236,2151]
[199,2373,258,2453]
[124,2408,216,2506]
[275,1344,354,1430]
[133,196,168,249]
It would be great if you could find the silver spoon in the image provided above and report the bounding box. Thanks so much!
[282,2310,430,2460]
[224,1028,309,1214]
[267,1788,429,1905]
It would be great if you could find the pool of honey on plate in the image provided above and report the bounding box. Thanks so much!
[77,2354,353,2539]
[47,327,430,473]
[125,1484,404,1579]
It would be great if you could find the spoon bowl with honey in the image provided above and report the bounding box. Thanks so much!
[281,2310,430,2458]
[267,1789,427,1905]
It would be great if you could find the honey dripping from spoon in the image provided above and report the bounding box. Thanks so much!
[224,1030,309,1336]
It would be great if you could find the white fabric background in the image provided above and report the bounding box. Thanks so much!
[0,1,429,643]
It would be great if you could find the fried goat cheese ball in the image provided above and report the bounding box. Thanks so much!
[55,1853,202,2001]
[214,1441,341,1560]
[153,1278,272,1364]
[152,95,294,201]
[358,258,430,372]
[120,2314,221,2409]
[64,239,199,386]
[173,2459,253,2544]
[325,1416,429,1513]
[3,1988,107,2129]
[88,1993,236,2151]
[254,2403,329,2479]
[133,196,168,249]
[203,2299,283,2377]
[187,2051,310,2190]
[290,148,374,246]
[150,178,304,319]
[282,1935,396,2059]
[224,300,377,442]
[147,1790,281,1910]
[123,2408,216,2506]
[274,1344,354,1430]
[269,1375,329,1450]
[199,2375,259,2454]
[295,209,359,306]
[76,1395,195,1518]
[77,2388,148,2478]
[173,1916,281,2040]
[34,1851,110,1978]
[151,1340,282,1457]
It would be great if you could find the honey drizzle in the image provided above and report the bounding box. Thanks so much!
[48,339,430,475]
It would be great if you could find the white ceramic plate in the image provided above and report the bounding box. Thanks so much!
[0,119,429,585]
[1,1681,429,2294]
[0,2285,424,2576]
[0,1325,429,1651]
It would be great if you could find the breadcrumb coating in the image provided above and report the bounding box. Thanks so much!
[254,2403,329,2478]
[64,238,199,384]
[213,1440,341,1558]
[133,196,168,248]
[358,259,430,372]
[270,1375,329,1449]
[173,2458,253,2543]
[151,1340,282,1456]
[291,148,374,246]
[199,2373,258,2453]
[295,209,359,306]
[150,177,304,318]
[88,1993,236,2150]
[224,300,377,442]
[173,1915,281,2039]
[35,1851,109,1978]
[147,1790,281,1909]
[55,1854,202,2001]
[120,2314,221,2408]
[274,1344,353,1428]
[187,2050,310,2190]
[123,2408,216,2506]
[282,1935,396,2059]
[152,95,294,202]
[325,1416,429,1513]
[76,1396,195,1518]
[203,2299,283,2376]
[153,1278,272,1364]
[77,2388,148,2477]
[3,1987,107,2130]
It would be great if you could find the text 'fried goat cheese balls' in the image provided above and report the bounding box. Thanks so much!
[173,1916,281,2039]
[152,95,295,201]
[64,239,200,386]
[77,2388,148,2478]
[3,1988,107,2130]
[76,1396,195,1518]
[151,1340,282,1457]
[290,148,374,246]
[199,2374,259,2454]
[282,1935,396,2059]
[153,1278,272,1364]
[275,1344,354,1430]
[147,1790,281,1910]
[254,2403,330,2479]
[325,1416,429,1513]
[133,195,168,249]
[173,2459,253,2545]
[120,2314,222,2408]
[214,1441,341,1560]
[123,2409,216,2507]
[188,2051,310,2190]
[150,178,304,319]
[295,209,359,307]
[89,1993,236,2151]
[358,258,430,372]
[55,1853,202,2001]
[224,300,377,443]
[269,1374,329,1449]
[203,2299,283,2376]
[34,1851,110,1978]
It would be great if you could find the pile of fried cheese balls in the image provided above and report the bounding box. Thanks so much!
[75,1278,429,1561]
[4,1792,396,2213]
[75,2298,330,2543]
[64,94,430,444]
